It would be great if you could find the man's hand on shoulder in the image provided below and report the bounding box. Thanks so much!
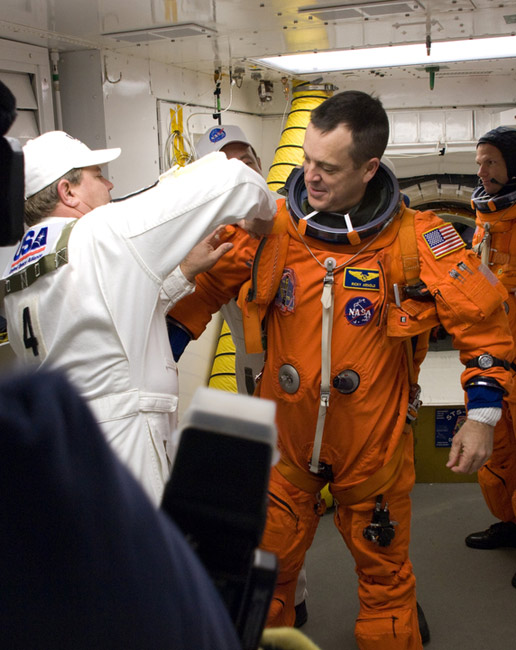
[179,226,233,283]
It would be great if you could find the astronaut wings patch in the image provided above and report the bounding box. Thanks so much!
[422,224,465,259]
[343,267,379,291]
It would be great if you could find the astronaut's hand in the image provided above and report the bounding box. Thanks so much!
[179,226,233,283]
[446,419,494,474]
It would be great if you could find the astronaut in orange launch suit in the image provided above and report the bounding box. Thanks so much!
[464,126,516,588]
[168,92,514,649]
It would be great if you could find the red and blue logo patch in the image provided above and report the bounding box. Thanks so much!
[345,296,374,326]
[208,127,228,144]
[423,224,465,259]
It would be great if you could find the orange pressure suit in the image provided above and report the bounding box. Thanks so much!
[169,168,514,650]
[471,188,516,526]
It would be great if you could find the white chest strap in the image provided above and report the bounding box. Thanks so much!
[309,257,336,474]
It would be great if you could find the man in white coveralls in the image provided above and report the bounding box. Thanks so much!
[1,131,275,504]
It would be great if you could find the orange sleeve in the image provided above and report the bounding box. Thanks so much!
[168,225,257,339]
[415,210,514,394]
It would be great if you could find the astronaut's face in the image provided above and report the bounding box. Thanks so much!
[302,122,379,215]
[476,142,509,195]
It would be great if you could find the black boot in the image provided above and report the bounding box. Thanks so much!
[294,600,308,628]
[465,521,516,549]
[417,602,430,645]
[512,572,516,589]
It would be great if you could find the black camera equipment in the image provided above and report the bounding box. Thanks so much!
[161,387,278,650]
[0,80,24,247]
[363,494,397,547]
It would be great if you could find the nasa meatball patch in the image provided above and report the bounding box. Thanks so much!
[345,296,374,326]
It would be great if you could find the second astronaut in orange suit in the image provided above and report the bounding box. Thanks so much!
[168,91,514,650]
[465,126,516,586]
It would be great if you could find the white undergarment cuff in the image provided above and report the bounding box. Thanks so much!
[467,407,502,426]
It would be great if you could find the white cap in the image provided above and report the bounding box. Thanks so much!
[195,125,252,158]
[23,131,121,199]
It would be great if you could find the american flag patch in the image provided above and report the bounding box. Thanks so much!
[422,224,465,259]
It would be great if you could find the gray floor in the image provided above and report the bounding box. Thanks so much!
[299,483,516,650]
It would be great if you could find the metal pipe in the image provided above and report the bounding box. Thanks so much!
[50,50,63,130]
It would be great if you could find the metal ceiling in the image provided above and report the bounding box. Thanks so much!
[0,0,515,84]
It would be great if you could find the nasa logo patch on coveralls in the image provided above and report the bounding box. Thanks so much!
[345,296,374,326]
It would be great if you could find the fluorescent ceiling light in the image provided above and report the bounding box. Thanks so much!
[254,35,516,75]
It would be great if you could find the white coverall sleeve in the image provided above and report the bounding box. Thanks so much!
[159,266,195,313]
[102,152,276,281]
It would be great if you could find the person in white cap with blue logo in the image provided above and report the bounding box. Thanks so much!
[185,124,267,396]
[195,124,263,175]
[1,130,275,504]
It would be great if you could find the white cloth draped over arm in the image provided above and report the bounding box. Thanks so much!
[101,153,276,282]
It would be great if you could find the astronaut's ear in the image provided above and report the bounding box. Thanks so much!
[363,158,380,183]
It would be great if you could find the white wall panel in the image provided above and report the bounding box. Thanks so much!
[391,112,418,144]
[419,112,445,143]
[498,107,516,126]
[343,73,516,110]
[445,110,473,142]
[386,105,506,168]
[101,52,160,196]
[59,50,109,150]
[473,110,494,140]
